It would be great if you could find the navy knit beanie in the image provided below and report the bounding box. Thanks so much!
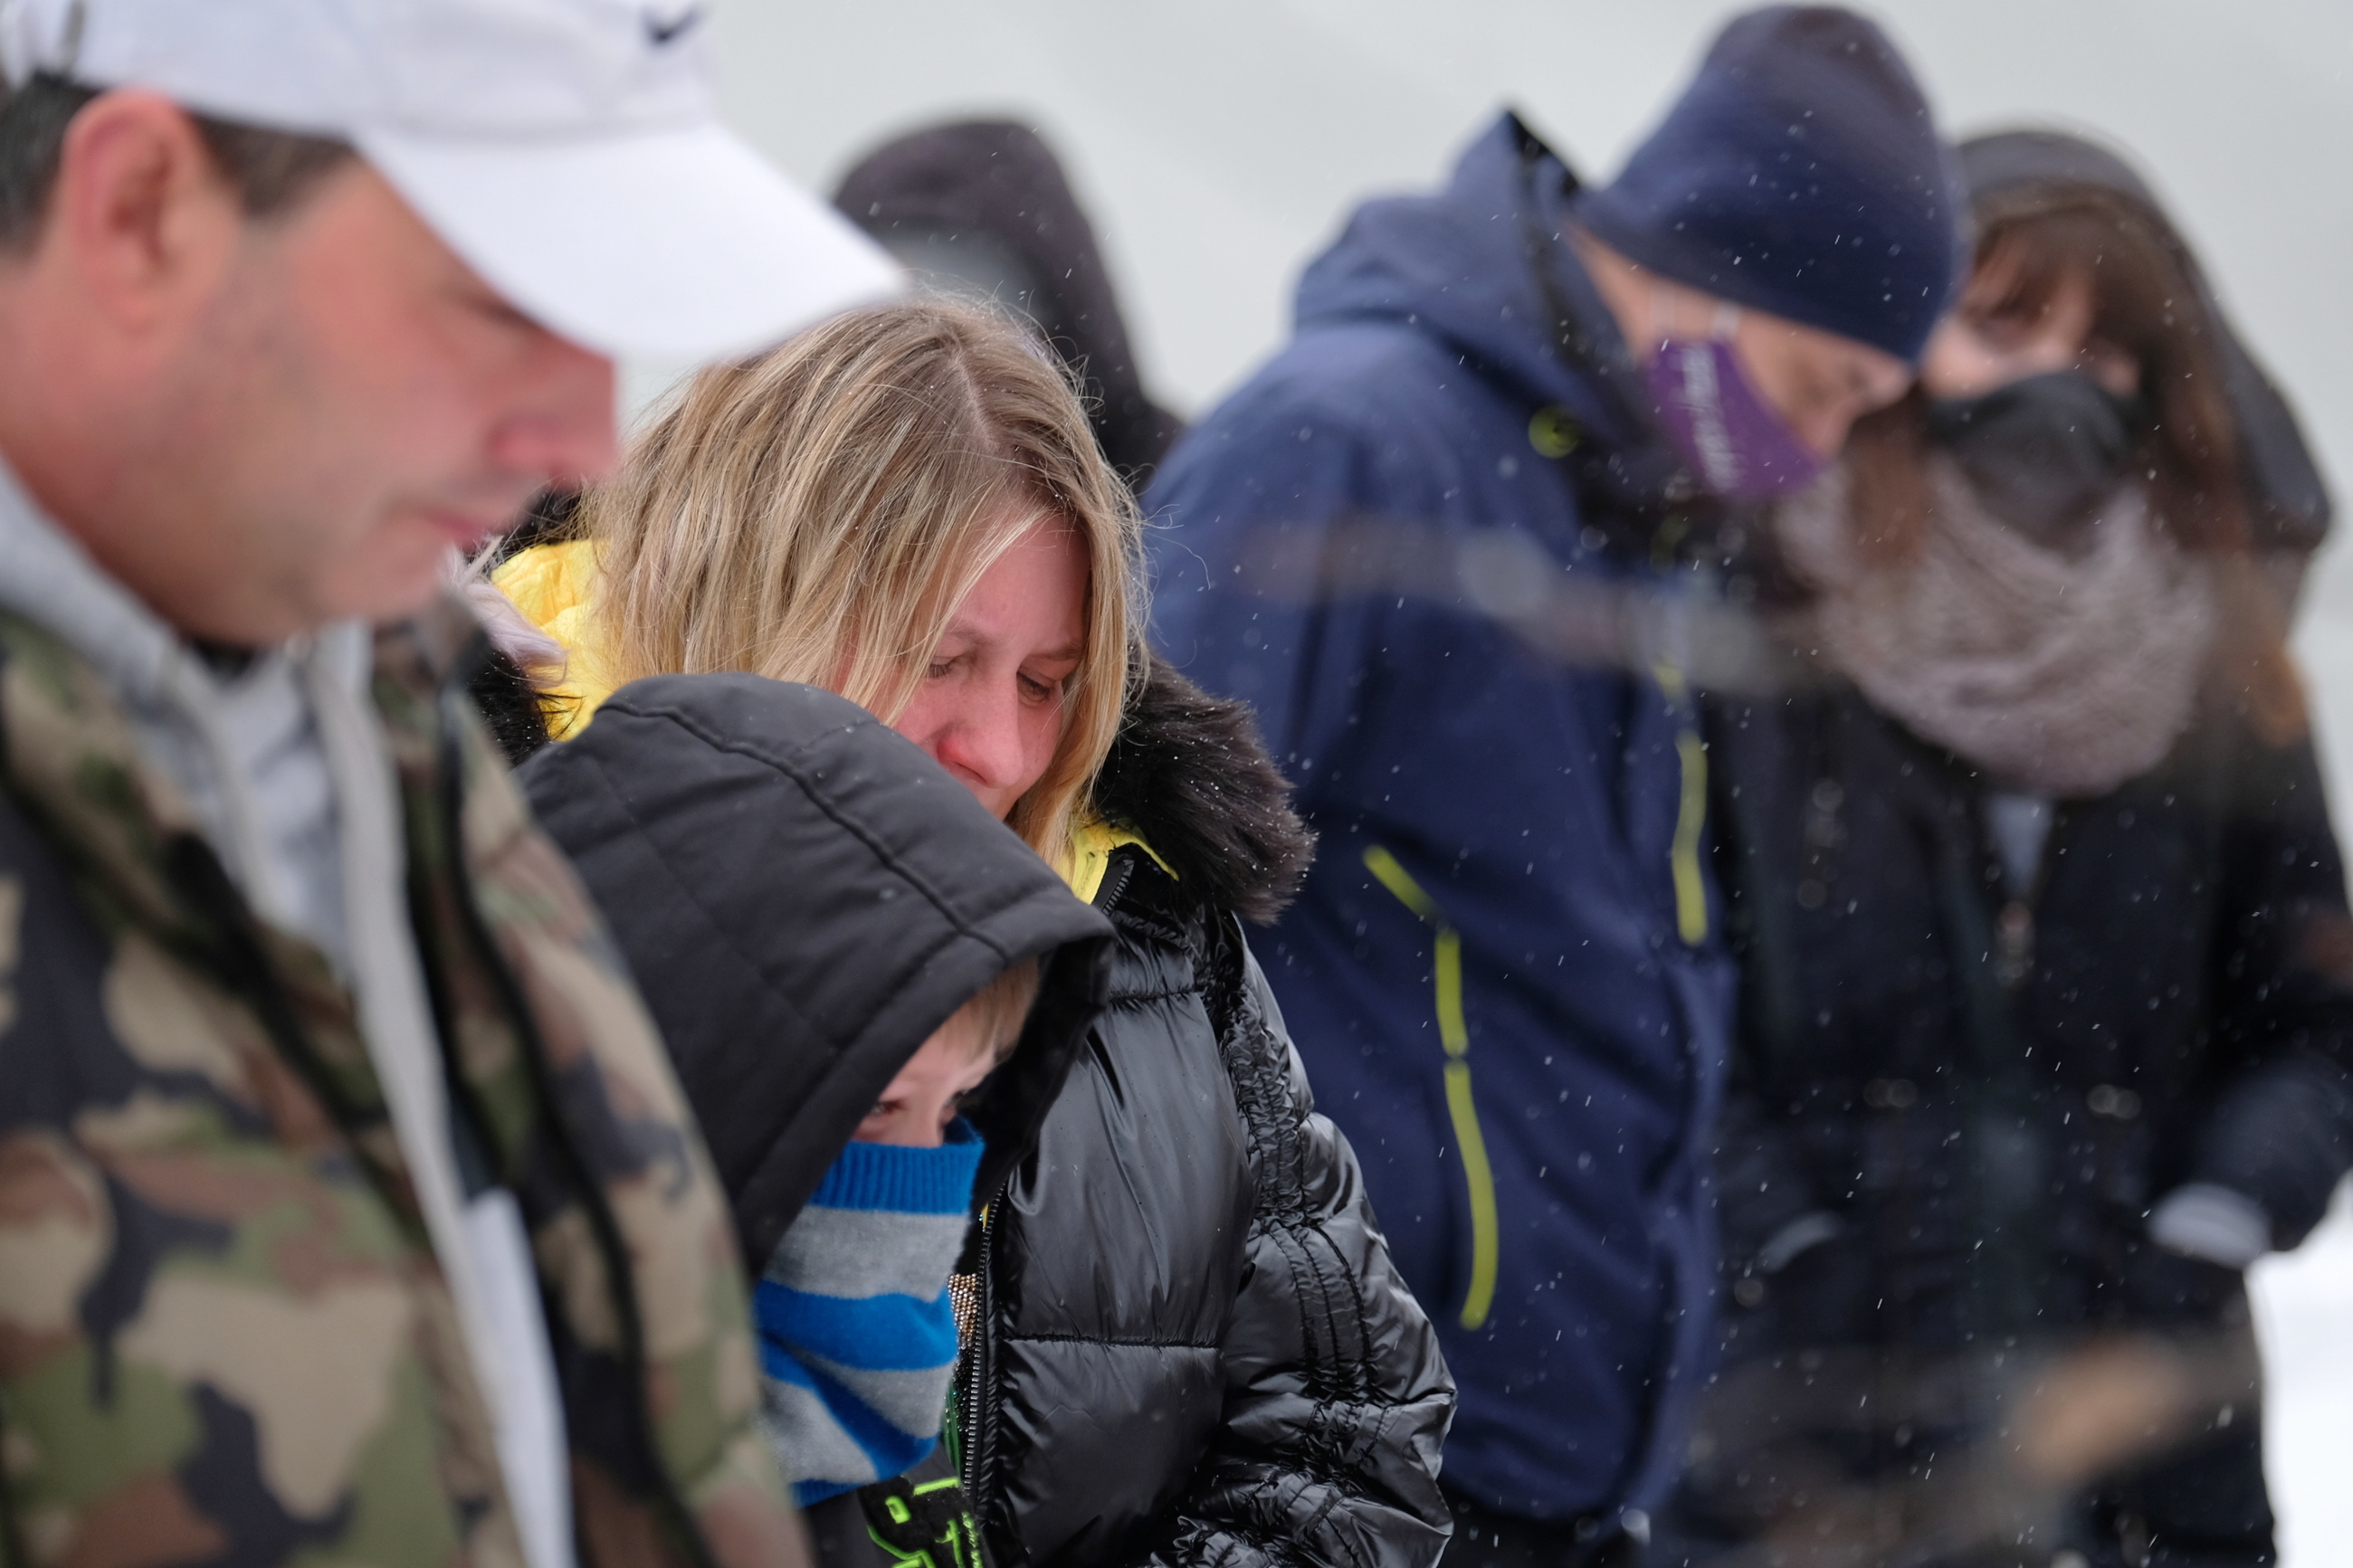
[1577,5,1966,362]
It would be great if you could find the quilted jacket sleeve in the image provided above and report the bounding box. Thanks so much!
[1133,932,1455,1568]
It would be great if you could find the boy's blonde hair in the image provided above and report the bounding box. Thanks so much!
[579,299,1144,861]
[940,956,1043,1068]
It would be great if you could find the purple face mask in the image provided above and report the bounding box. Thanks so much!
[1644,328,1825,500]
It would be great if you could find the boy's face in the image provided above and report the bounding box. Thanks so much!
[854,1026,996,1147]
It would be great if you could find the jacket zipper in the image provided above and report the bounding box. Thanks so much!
[958,1209,994,1503]
[1092,848,1137,920]
[1361,843,1500,1331]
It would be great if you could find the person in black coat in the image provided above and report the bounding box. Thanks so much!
[1673,130,2353,1568]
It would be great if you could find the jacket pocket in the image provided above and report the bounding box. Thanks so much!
[1363,844,1499,1330]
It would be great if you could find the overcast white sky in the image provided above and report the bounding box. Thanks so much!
[712,2,2350,524]
[688,9,2353,1548]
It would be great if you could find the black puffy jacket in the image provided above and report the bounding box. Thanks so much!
[961,661,1456,1568]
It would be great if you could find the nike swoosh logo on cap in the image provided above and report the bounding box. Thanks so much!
[643,5,703,45]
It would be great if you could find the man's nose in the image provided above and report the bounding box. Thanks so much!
[488,341,621,489]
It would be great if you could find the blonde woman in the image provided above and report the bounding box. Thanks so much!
[493,300,1454,1568]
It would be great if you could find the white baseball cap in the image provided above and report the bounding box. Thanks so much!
[0,0,904,358]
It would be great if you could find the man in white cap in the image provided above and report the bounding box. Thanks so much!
[0,5,899,1567]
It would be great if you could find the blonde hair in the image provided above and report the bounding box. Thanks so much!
[939,955,1043,1068]
[580,299,1144,860]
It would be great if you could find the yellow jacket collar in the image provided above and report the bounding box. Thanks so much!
[491,539,613,739]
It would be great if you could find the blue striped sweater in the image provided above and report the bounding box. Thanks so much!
[753,1121,983,1505]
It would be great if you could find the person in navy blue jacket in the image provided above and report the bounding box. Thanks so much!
[1143,10,1964,1563]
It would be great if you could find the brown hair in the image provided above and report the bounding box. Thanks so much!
[1842,186,2305,741]
[579,298,1143,862]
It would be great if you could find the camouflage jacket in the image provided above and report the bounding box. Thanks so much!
[0,599,804,1568]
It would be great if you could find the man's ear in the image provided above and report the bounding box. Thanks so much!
[48,89,241,337]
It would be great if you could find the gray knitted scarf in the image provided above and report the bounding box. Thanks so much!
[1776,458,2216,797]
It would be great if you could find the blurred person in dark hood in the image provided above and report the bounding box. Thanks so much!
[517,673,1114,1565]
[1143,9,1965,1563]
[834,119,1183,484]
[1678,128,2349,1568]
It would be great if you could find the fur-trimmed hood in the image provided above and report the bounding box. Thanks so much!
[1092,656,1314,927]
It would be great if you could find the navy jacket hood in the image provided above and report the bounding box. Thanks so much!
[1296,113,1647,445]
[1291,111,1720,537]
